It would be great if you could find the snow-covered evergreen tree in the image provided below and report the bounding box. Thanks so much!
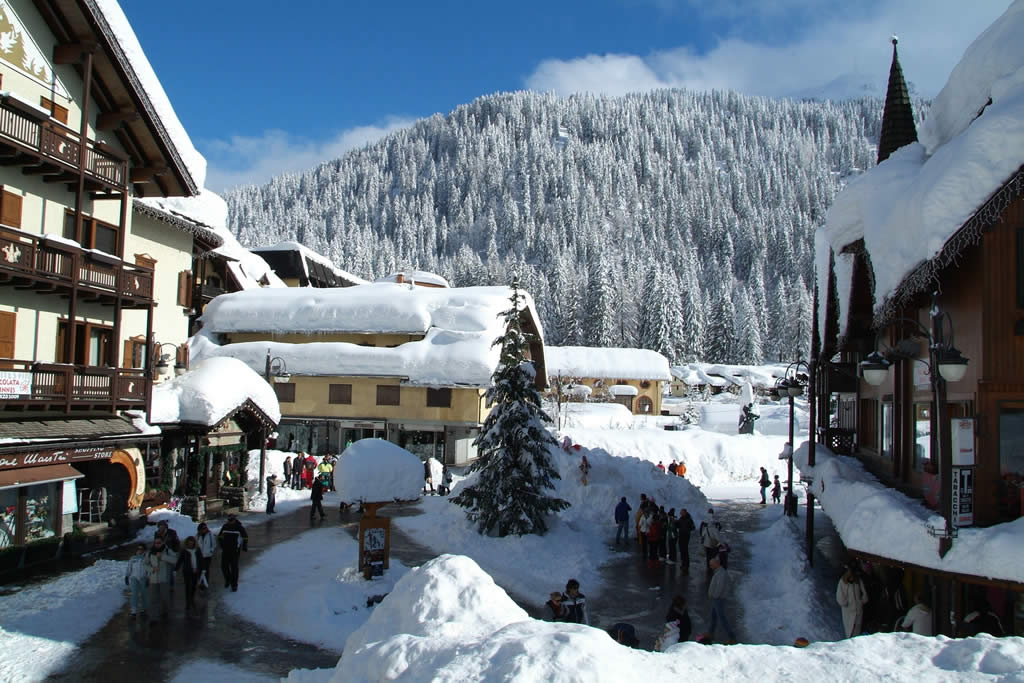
[451,282,570,536]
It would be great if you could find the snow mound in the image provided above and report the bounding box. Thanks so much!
[150,356,281,426]
[337,439,423,503]
[546,346,672,381]
[552,402,633,429]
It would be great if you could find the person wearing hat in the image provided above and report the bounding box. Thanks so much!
[217,513,248,591]
[266,473,278,514]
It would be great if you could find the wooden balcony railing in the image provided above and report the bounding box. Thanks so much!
[0,96,127,189]
[0,229,153,301]
[0,359,148,412]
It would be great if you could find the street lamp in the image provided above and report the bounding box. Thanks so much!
[858,292,968,557]
[776,358,809,518]
[153,342,187,379]
[258,349,289,493]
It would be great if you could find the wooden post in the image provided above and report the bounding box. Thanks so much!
[358,502,391,577]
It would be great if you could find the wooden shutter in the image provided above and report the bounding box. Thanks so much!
[329,383,352,404]
[426,387,451,407]
[177,270,193,307]
[0,311,15,358]
[1,190,22,229]
[376,385,400,406]
[274,383,296,403]
[40,97,69,125]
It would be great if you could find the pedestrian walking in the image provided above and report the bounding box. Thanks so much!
[562,579,589,625]
[318,456,334,489]
[646,509,662,569]
[678,508,695,572]
[438,463,453,496]
[836,563,869,638]
[707,557,737,644]
[699,510,720,571]
[666,509,679,564]
[195,522,215,589]
[311,477,327,521]
[758,467,770,504]
[668,460,678,475]
[656,461,666,473]
[145,536,177,621]
[217,513,248,592]
[292,452,304,488]
[771,475,782,504]
[638,506,651,559]
[423,459,434,494]
[154,519,181,552]
[283,455,292,489]
[328,454,338,491]
[124,543,149,616]
[266,473,278,514]
[614,496,632,544]
[176,536,204,615]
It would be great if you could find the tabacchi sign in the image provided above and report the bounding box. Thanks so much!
[0,446,114,470]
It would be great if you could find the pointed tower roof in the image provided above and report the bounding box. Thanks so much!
[877,37,918,164]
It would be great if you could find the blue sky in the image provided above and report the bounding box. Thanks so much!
[122,0,1007,191]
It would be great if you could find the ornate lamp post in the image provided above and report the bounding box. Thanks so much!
[152,342,186,379]
[859,293,968,557]
[260,349,290,493]
[776,358,810,517]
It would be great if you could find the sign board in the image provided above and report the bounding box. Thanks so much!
[951,466,975,527]
[951,418,975,466]
[0,445,114,471]
[913,361,931,388]
[0,370,32,398]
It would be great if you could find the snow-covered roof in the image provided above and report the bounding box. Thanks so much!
[192,284,543,387]
[671,363,790,390]
[92,0,206,191]
[252,241,368,286]
[608,384,638,397]
[132,198,223,249]
[150,357,281,427]
[139,191,285,290]
[817,0,1024,333]
[374,270,450,287]
[336,439,423,502]
[545,346,671,382]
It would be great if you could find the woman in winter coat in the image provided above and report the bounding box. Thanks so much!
[836,564,869,638]
[899,593,934,636]
[146,536,178,620]
[195,522,216,587]
[176,535,204,614]
[124,543,149,616]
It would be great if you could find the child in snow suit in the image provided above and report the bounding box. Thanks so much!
[771,476,782,504]
[124,543,149,615]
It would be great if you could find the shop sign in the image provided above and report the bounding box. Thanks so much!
[0,445,114,471]
[951,418,975,466]
[951,466,974,527]
[913,361,931,388]
[0,371,32,398]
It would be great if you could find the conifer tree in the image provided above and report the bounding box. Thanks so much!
[452,281,570,536]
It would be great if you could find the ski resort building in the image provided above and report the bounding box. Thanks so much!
[0,0,209,550]
[544,346,670,415]
[813,13,1024,636]
[191,284,545,465]
[252,241,366,288]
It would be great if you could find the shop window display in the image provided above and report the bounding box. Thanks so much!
[0,488,16,547]
[24,483,57,542]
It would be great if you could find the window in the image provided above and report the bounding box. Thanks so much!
[40,97,69,125]
[377,385,400,406]
[0,189,22,229]
[999,406,1024,520]
[426,387,451,408]
[636,395,653,414]
[859,398,878,452]
[913,402,931,471]
[881,402,893,459]
[612,395,634,411]
[274,383,295,403]
[123,336,146,369]
[56,321,113,366]
[329,383,352,404]
[134,254,157,271]
[63,211,119,255]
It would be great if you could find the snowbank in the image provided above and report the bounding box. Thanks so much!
[292,553,1024,682]
[795,441,1024,584]
[546,346,672,381]
[550,402,634,430]
[150,357,281,426]
[337,439,423,503]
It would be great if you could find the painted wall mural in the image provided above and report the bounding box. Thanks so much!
[0,1,69,99]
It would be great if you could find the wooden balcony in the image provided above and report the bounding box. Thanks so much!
[0,359,148,415]
[0,95,127,191]
[0,228,153,306]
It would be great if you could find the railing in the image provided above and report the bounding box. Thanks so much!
[0,230,153,300]
[0,98,127,189]
[0,359,148,409]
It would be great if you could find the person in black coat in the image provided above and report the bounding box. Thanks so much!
[310,478,326,521]
[677,508,695,572]
[217,514,248,591]
[175,535,204,613]
[665,595,693,642]
[283,456,292,489]
[266,474,278,514]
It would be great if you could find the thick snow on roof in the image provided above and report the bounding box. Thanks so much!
[546,346,671,381]
[671,363,789,389]
[194,284,542,387]
[92,0,206,191]
[252,241,368,285]
[818,0,1024,319]
[150,357,280,427]
[336,439,423,502]
[795,441,1024,584]
[374,270,451,287]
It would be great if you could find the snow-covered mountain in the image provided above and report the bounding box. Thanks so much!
[225,89,925,364]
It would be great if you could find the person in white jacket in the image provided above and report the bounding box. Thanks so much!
[195,522,216,589]
[836,564,869,638]
[146,536,178,621]
[899,594,934,636]
[124,543,149,616]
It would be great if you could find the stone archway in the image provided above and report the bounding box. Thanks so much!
[111,448,146,509]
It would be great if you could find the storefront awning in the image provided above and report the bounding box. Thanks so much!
[0,464,84,490]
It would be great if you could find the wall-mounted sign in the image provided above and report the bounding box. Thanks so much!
[951,466,974,527]
[0,370,31,399]
[951,418,976,466]
[0,445,114,471]
[913,361,932,388]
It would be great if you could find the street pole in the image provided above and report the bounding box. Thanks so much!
[787,391,796,517]
[806,357,816,564]
[259,350,270,495]
[932,307,953,558]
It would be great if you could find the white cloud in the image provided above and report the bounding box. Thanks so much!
[527,1,1009,100]
[201,117,415,191]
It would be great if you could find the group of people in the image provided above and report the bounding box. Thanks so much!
[283,453,336,491]
[545,579,590,625]
[757,467,783,505]
[616,494,697,571]
[654,460,687,477]
[123,515,249,621]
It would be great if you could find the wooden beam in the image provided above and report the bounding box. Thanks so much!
[53,41,99,64]
[129,166,168,183]
[96,109,139,131]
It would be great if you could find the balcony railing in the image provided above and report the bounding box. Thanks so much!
[0,229,153,301]
[0,359,148,412]
[0,96,127,189]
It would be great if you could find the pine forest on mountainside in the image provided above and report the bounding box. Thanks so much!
[225,89,923,365]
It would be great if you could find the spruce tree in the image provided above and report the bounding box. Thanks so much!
[452,281,570,536]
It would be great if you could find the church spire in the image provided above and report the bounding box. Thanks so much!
[877,36,918,164]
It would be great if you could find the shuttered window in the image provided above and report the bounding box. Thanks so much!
[40,97,69,125]
[376,385,400,406]
[123,336,147,369]
[426,387,451,408]
[0,310,15,358]
[177,271,193,307]
[329,383,352,404]
[0,190,22,229]
[274,383,296,403]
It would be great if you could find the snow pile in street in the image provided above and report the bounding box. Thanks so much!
[221,527,412,651]
[550,401,634,429]
[545,346,672,381]
[150,357,281,427]
[337,439,423,503]
[736,515,843,645]
[561,427,797,491]
[796,441,1024,584]
[0,559,125,681]
[169,660,275,683]
[393,442,707,604]
[245,449,317,512]
[288,553,1024,682]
